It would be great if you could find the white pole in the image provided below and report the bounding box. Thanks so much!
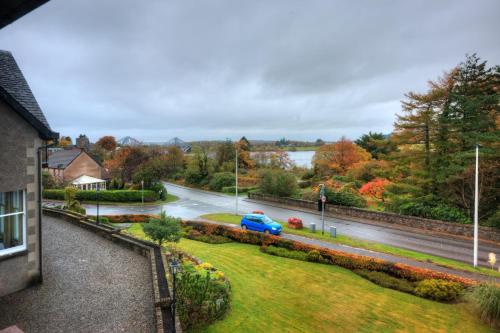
[473,144,479,267]
[235,149,238,215]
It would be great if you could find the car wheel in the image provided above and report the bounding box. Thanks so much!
[242,225,247,230]
[264,229,270,235]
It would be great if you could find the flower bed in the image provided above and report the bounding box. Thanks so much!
[103,214,157,223]
[182,220,475,287]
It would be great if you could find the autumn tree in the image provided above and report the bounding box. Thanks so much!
[313,137,371,177]
[215,139,236,171]
[58,136,72,147]
[164,146,185,176]
[96,136,117,151]
[236,138,254,169]
[359,178,391,202]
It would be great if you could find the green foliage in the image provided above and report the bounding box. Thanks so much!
[186,229,233,244]
[482,209,500,228]
[42,171,57,189]
[63,187,86,215]
[392,199,470,223]
[176,262,231,331]
[142,212,182,246]
[471,283,500,327]
[43,189,160,202]
[209,172,236,191]
[184,145,213,185]
[301,169,315,180]
[215,139,236,170]
[324,187,367,208]
[221,186,256,194]
[89,216,110,224]
[414,279,463,302]
[355,132,395,159]
[306,250,326,263]
[261,245,309,261]
[259,169,298,197]
[354,269,416,294]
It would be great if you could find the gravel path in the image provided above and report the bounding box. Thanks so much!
[0,216,155,333]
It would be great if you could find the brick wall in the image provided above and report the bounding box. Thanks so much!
[248,192,500,243]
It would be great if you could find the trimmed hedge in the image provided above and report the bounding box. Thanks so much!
[43,189,159,202]
[182,220,475,287]
[103,214,155,223]
[221,186,257,194]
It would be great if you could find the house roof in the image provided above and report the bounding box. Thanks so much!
[0,50,58,140]
[0,0,49,29]
[71,175,106,186]
[47,149,82,169]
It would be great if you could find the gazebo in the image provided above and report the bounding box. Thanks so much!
[71,175,107,190]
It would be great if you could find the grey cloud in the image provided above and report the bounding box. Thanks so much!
[0,0,499,142]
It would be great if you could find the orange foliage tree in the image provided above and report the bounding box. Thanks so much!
[313,137,371,176]
[359,178,391,202]
[96,136,117,151]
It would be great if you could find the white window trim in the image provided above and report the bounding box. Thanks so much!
[0,190,27,257]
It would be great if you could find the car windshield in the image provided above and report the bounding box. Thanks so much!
[262,216,274,224]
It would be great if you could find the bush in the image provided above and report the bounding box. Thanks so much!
[142,212,182,246]
[186,230,232,244]
[396,201,470,224]
[301,170,315,180]
[259,169,298,197]
[306,250,325,263]
[177,262,231,331]
[89,216,110,224]
[324,187,367,208]
[414,279,463,302]
[43,189,159,202]
[471,283,500,327]
[482,209,500,228]
[261,245,309,261]
[209,172,236,191]
[221,186,257,194]
[354,269,416,294]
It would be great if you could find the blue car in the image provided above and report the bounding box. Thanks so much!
[240,214,282,235]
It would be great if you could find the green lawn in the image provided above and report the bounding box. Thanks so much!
[200,213,500,278]
[177,238,491,333]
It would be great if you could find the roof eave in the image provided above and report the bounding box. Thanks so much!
[0,86,59,140]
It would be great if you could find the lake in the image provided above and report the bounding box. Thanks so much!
[287,151,315,168]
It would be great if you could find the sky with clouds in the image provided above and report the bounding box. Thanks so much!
[1,0,499,143]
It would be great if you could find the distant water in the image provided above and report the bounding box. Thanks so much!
[287,151,315,168]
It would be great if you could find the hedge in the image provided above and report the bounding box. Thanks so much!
[221,186,257,194]
[43,189,159,202]
[182,220,475,287]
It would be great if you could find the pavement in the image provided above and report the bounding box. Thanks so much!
[0,216,155,333]
[76,182,500,268]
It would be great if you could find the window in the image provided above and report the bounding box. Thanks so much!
[0,190,26,256]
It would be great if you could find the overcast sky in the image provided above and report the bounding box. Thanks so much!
[1,0,499,143]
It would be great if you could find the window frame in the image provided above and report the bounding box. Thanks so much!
[0,190,27,257]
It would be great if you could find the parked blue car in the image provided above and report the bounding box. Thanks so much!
[240,214,282,235]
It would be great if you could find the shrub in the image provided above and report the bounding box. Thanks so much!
[414,279,463,302]
[301,170,315,180]
[186,230,232,244]
[89,216,110,224]
[209,172,236,191]
[354,269,415,294]
[261,245,309,261]
[471,283,500,327]
[177,262,231,331]
[396,202,470,224]
[306,250,324,263]
[482,209,500,228]
[324,187,367,208]
[103,214,155,223]
[43,189,159,202]
[259,169,298,197]
[142,212,182,246]
[221,186,257,194]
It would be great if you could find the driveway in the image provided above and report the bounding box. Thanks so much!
[78,182,499,267]
[0,216,155,333]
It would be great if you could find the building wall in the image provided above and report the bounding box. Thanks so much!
[63,152,102,181]
[0,99,42,297]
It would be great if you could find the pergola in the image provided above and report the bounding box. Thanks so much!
[71,175,106,191]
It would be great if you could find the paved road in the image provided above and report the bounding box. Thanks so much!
[80,183,499,268]
[0,216,155,333]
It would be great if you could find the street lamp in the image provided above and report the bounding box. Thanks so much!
[141,179,144,209]
[96,183,100,225]
[473,144,479,267]
[235,148,238,215]
[170,258,181,333]
[319,184,326,235]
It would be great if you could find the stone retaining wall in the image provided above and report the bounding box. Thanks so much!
[42,208,180,333]
[248,193,500,243]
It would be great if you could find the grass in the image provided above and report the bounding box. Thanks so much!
[176,238,491,333]
[45,194,179,206]
[200,213,500,278]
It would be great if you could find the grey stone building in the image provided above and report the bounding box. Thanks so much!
[0,50,58,296]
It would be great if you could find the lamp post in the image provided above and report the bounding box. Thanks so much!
[96,183,100,225]
[235,148,238,216]
[473,144,479,267]
[170,258,180,333]
[141,179,144,209]
[319,184,325,235]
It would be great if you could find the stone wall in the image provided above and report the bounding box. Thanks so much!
[248,192,500,243]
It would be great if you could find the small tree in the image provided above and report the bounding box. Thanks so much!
[142,212,182,247]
